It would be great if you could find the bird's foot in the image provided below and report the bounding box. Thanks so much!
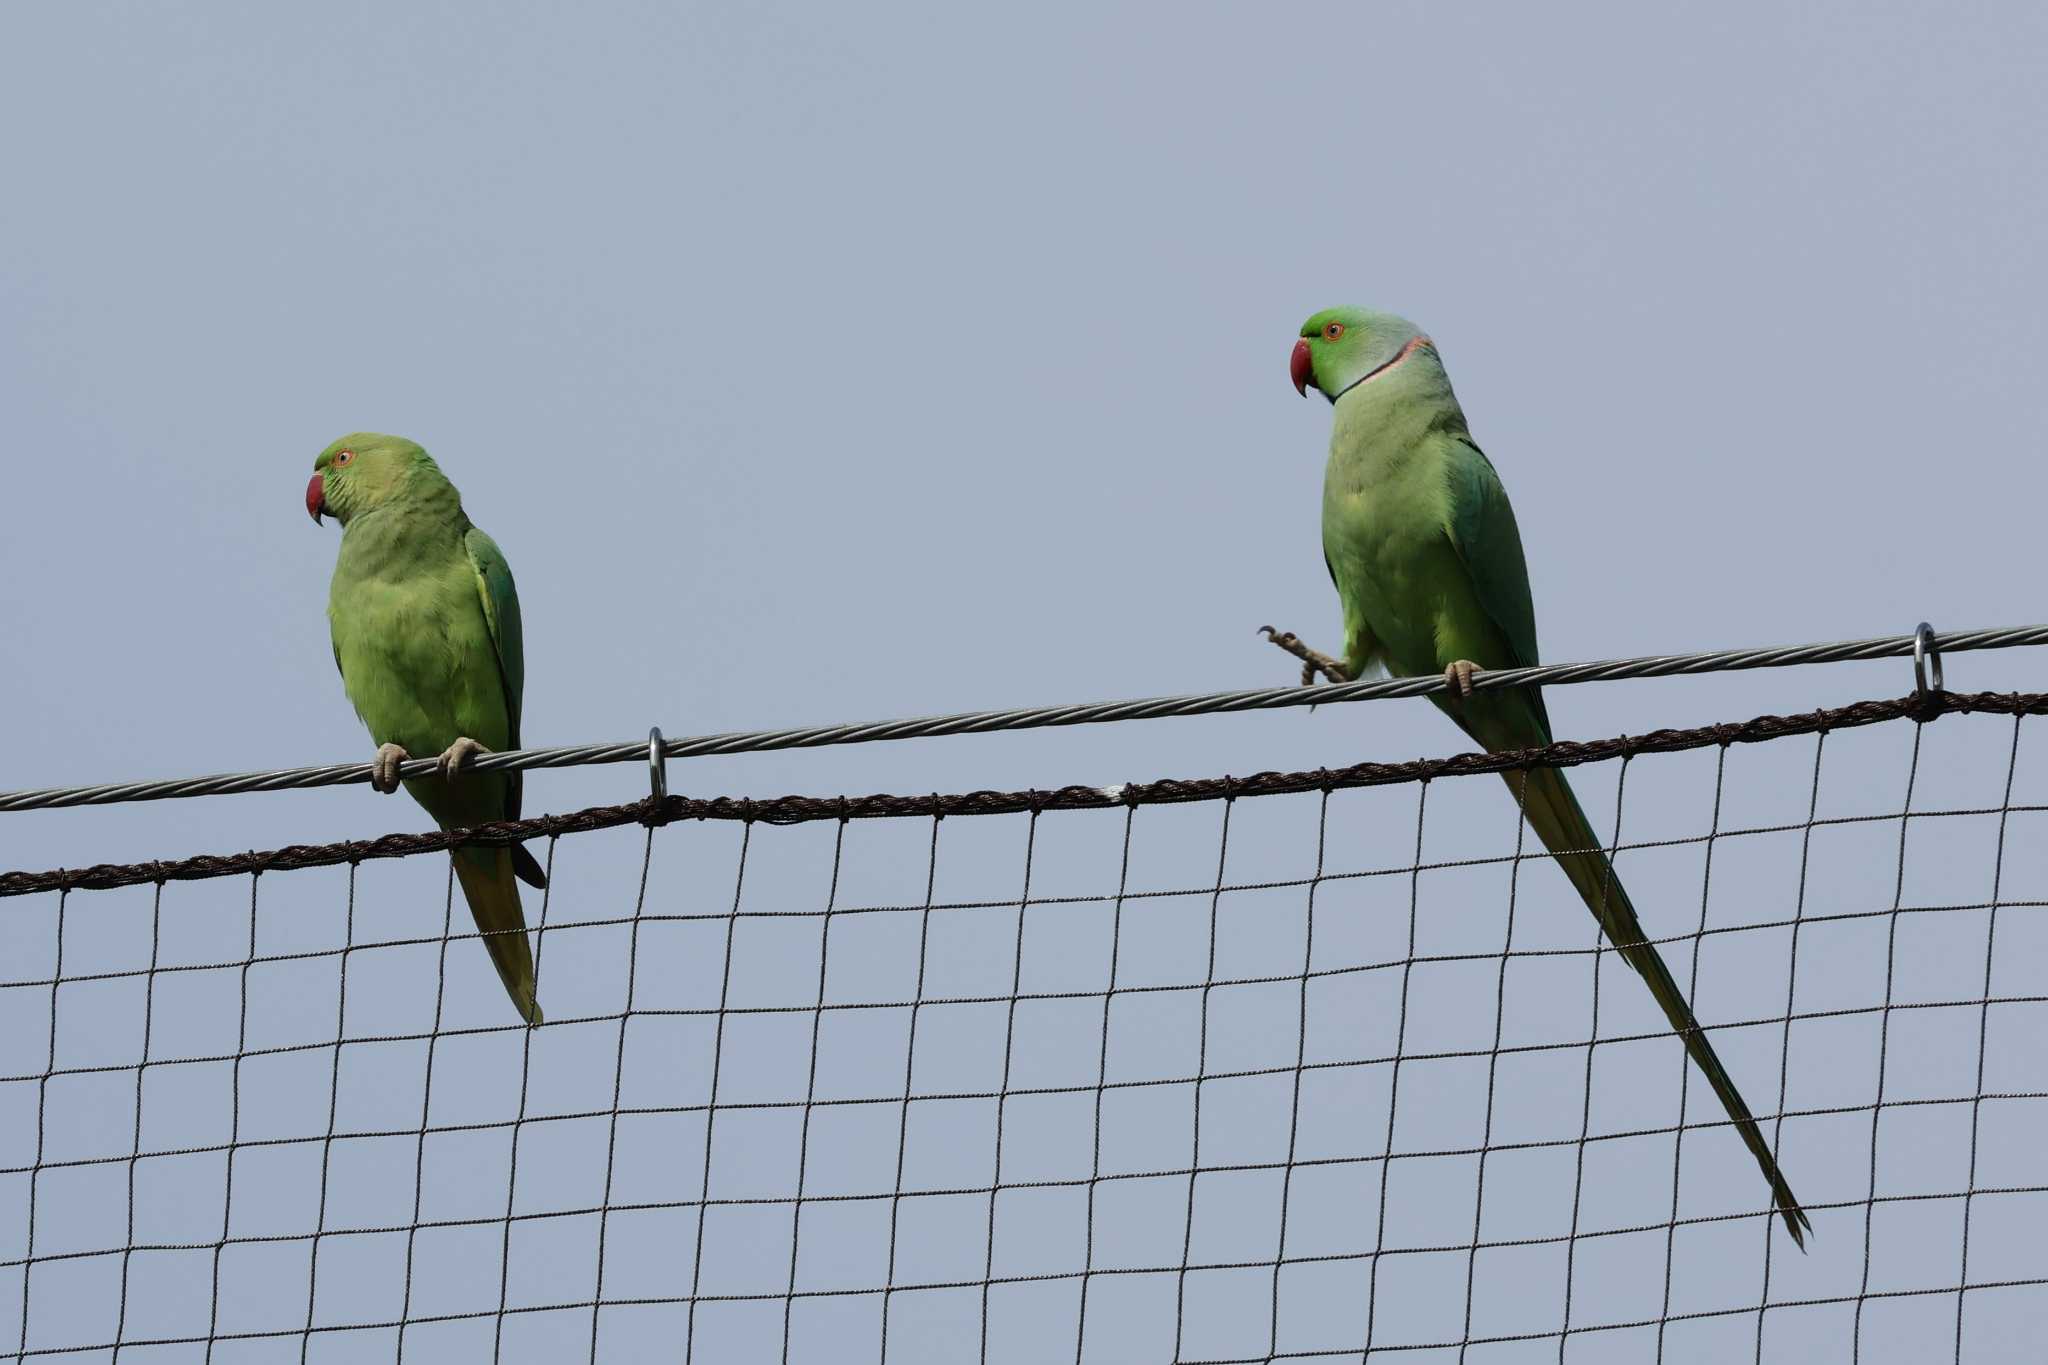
[1258,625,1352,685]
[437,736,490,782]
[371,743,411,794]
[1443,659,1478,700]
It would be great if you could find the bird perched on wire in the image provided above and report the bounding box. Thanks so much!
[1264,307,1810,1246]
[308,433,545,1024]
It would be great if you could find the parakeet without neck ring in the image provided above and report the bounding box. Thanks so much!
[1290,308,1811,1246]
[309,432,546,1024]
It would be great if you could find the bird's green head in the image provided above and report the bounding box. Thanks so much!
[306,432,432,526]
[1290,306,1435,403]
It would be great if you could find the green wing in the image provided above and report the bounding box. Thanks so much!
[1438,435,1549,733]
[464,528,527,818]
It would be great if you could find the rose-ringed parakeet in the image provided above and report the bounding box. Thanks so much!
[308,433,546,1024]
[1270,308,1809,1246]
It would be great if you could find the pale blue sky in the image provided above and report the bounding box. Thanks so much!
[3,3,2045,1361]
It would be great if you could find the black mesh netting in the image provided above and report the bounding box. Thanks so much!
[3,692,2046,1362]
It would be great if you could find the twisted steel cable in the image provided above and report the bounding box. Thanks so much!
[3,623,2043,814]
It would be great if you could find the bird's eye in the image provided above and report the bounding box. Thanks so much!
[333,450,355,467]
[1323,322,1345,341]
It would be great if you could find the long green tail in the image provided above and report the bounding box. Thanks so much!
[451,847,544,1025]
[1510,764,1810,1247]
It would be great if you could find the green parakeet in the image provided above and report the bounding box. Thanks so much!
[1286,308,1809,1245]
[308,433,545,1024]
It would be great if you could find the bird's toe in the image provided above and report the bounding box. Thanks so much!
[437,736,490,781]
[371,743,410,794]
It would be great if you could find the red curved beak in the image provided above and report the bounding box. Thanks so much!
[306,472,327,524]
[1290,338,1313,397]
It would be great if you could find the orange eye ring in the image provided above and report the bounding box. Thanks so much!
[1323,322,1345,340]
[333,450,355,467]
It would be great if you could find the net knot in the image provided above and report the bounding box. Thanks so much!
[1908,689,1948,725]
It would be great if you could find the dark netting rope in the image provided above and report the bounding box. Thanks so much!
[6,689,2041,898]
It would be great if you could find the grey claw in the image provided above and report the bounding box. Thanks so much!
[437,736,490,782]
[371,743,410,794]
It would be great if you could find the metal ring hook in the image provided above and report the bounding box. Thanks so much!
[1912,623,1944,699]
[645,727,670,824]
